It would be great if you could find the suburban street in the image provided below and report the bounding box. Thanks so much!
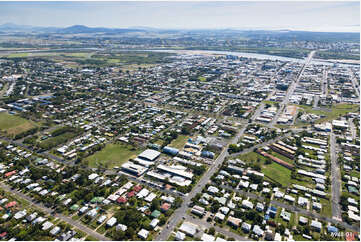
[184,214,250,241]
[155,101,268,241]
[0,182,111,241]
[330,132,342,221]
[218,184,360,232]
[349,68,360,98]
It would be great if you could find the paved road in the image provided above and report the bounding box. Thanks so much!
[269,50,316,127]
[219,184,359,232]
[0,182,111,241]
[330,132,342,221]
[228,131,294,158]
[185,214,250,241]
[348,118,356,140]
[349,69,360,98]
[155,117,253,240]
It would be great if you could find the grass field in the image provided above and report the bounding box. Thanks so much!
[237,151,268,163]
[85,143,143,168]
[169,135,188,149]
[236,151,292,187]
[262,100,280,106]
[7,53,29,58]
[269,151,294,164]
[262,162,292,187]
[298,104,359,124]
[0,112,37,136]
[39,132,78,150]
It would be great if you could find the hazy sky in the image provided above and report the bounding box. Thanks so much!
[0,1,359,32]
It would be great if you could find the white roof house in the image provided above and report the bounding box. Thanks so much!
[106,217,117,227]
[311,220,322,231]
[242,200,254,209]
[116,224,128,232]
[175,231,186,241]
[150,218,159,228]
[179,222,198,236]
[201,233,215,241]
[42,221,53,231]
[138,229,149,239]
[50,226,61,236]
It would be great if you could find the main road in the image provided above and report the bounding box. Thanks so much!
[155,101,266,240]
[349,68,360,98]
[330,132,342,221]
[269,50,316,127]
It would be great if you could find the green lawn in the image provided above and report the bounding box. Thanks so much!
[262,162,292,187]
[319,197,332,218]
[262,100,280,106]
[7,53,29,58]
[0,112,37,136]
[236,151,291,187]
[297,104,359,124]
[170,135,188,149]
[85,143,143,168]
[269,151,294,164]
[39,132,78,150]
[237,151,268,163]
[198,76,206,81]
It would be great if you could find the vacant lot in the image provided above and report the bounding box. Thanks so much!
[7,53,29,58]
[262,162,292,187]
[298,104,359,124]
[0,112,37,136]
[169,135,188,149]
[236,151,291,187]
[39,132,78,150]
[85,143,143,168]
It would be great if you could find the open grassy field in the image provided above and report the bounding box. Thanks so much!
[236,151,292,187]
[39,132,78,150]
[269,150,294,164]
[169,135,188,149]
[85,143,143,168]
[7,53,29,58]
[0,112,37,136]
[237,151,268,163]
[297,104,359,124]
[262,162,292,187]
[262,100,280,106]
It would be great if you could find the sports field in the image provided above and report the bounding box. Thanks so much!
[0,112,37,136]
[85,143,143,168]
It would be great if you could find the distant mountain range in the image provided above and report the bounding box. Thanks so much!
[0,23,148,34]
[0,23,359,43]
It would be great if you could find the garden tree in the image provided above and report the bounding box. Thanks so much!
[151,198,161,211]
[302,225,311,235]
[210,200,220,213]
[192,193,202,203]
[159,214,167,225]
[174,197,183,208]
[340,193,348,210]
[125,227,135,240]
[246,210,262,224]
[251,163,261,172]
[208,227,216,235]
[277,224,286,235]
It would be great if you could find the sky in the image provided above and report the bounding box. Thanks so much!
[0,1,359,32]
